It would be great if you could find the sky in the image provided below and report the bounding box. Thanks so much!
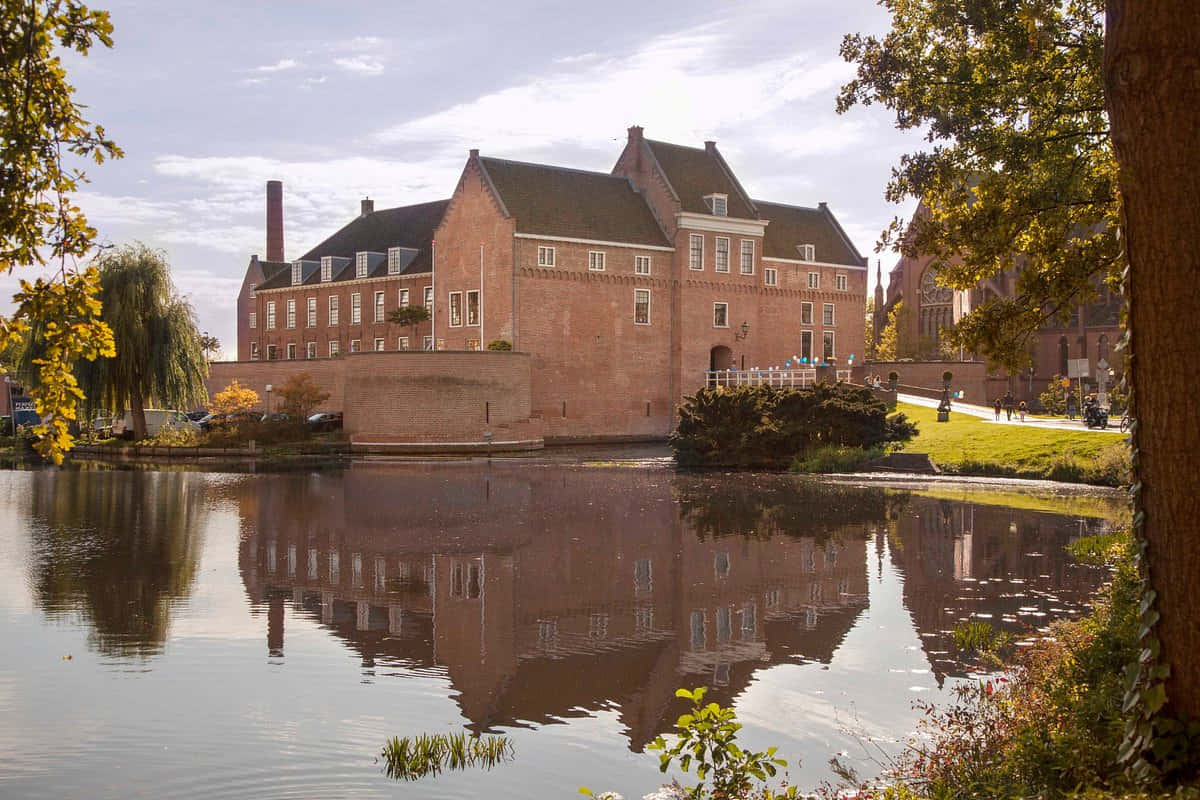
[8,0,922,358]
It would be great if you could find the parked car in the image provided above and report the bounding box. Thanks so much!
[185,410,208,422]
[90,415,115,438]
[307,412,343,432]
[113,409,199,439]
[260,411,290,423]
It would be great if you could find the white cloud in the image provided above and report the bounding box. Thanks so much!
[333,56,384,76]
[252,57,300,73]
[300,75,327,90]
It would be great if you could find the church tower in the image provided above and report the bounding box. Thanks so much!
[872,260,885,340]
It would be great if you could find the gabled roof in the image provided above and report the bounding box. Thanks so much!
[643,139,757,219]
[478,157,670,247]
[754,200,867,267]
[257,200,448,290]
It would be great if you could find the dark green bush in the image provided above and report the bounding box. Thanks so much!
[671,383,918,468]
[485,339,512,351]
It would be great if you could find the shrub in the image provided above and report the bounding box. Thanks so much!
[1039,375,1069,415]
[486,339,512,351]
[210,380,259,416]
[792,444,883,473]
[277,373,329,420]
[671,383,918,468]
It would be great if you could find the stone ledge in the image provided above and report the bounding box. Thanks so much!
[864,452,941,474]
[351,438,543,455]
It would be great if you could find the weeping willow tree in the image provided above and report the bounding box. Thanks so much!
[76,243,208,440]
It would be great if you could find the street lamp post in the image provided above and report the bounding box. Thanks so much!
[265,384,273,415]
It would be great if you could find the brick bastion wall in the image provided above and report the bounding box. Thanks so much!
[206,352,541,450]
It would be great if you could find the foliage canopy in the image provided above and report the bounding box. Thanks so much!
[839,0,1117,370]
[209,380,258,416]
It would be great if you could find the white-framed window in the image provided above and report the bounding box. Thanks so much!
[374,290,385,323]
[388,247,402,274]
[350,292,361,324]
[306,297,316,327]
[467,338,480,351]
[286,298,296,329]
[374,337,385,352]
[740,240,754,274]
[329,340,339,357]
[466,290,479,326]
[250,342,259,360]
[448,291,463,327]
[537,246,556,267]
[398,288,409,306]
[635,288,650,325]
[765,268,778,286]
[836,273,848,291]
[291,261,302,285]
[287,342,296,360]
[715,237,730,273]
[249,311,257,329]
[801,330,813,361]
[267,344,277,360]
[713,302,729,328]
[799,244,816,262]
[423,286,433,311]
[823,331,835,360]
[306,341,316,359]
[801,302,813,325]
[635,255,650,275]
[706,193,728,216]
[350,339,361,353]
[266,301,276,330]
[588,251,606,271]
[689,234,703,270]
[398,336,409,350]
[328,295,339,326]
[248,282,257,299]
[808,272,820,289]
[356,252,368,278]
[321,257,332,282]
[823,303,835,325]
[423,335,434,351]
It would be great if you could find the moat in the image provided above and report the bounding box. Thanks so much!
[0,462,1121,798]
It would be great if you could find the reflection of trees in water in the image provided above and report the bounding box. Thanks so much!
[28,470,207,656]
[673,475,901,541]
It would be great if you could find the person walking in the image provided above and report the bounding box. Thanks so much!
[1018,400,1028,422]
[1003,390,1016,421]
[1066,392,1077,421]
[993,397,1002,421]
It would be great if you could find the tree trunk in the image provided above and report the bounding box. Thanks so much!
[130,383,148,441]
[1105,0,1200,722]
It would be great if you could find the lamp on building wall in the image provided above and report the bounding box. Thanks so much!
[734,321,750,341]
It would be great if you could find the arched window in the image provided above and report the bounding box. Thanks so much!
[1059,336,1069,376]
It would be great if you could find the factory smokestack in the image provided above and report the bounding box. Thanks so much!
[266,180,284,262]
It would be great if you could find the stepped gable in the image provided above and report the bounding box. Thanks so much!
[754,199,867,267]
[258,199,449,289]
[643,139,757,219]
[477,156,670,247]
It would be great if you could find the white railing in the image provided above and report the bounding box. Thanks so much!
[704,367,855,389]
[706,368,818,388]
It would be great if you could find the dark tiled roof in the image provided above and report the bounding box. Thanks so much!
[258,200,448,290]
[755,200,866,267]
[643,140,756,219]
[478,157,670,247]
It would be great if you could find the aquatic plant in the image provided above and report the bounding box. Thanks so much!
[380,731,513,781]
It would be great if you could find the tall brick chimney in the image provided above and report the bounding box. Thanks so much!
[266,180,284,263]
[360,197,374,217]
[627,125,644,143]
[704,140,717,153]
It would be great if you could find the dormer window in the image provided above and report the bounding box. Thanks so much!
[291,262,302,285]
[705,193,728,216]
[356,252,368,278]
[798,244,816,262]
[321,257,332,282]
[387,247,402,274]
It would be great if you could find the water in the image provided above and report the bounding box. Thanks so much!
[0,461,1118,799]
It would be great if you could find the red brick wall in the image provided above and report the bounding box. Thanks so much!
[515,237,675,440]
[433,156,516,350]
[207,359,346,413]
[867,360,994,404]
[612,133,681,239]
[342,351,535,443]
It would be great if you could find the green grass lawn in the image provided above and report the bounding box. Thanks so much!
[895,402,1129,485]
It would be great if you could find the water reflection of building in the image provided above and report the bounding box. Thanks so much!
[887,496,1110,683]
[235,466,878,749]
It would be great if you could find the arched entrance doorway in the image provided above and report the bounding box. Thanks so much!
[710,345,733,371]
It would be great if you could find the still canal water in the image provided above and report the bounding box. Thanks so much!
[0,462,1119,799]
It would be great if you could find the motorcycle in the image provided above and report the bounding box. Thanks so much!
[1083,403,1109,429]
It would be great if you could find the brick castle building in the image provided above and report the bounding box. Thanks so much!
[232,127,868,443]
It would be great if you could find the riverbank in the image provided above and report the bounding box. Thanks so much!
[893,402,1130,486]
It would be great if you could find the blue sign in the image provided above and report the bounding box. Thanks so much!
[12,396,40,427]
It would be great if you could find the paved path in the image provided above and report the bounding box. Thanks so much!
[897,393,1125,434]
